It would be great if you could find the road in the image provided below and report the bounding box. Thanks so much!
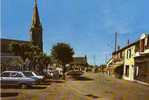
[1,72,149,100]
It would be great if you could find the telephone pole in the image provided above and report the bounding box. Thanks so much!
[93,55,96,66]
[115,32,118,52]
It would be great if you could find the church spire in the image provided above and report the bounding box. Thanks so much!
[35,0,37,5]
[30,0,43,51]
[31,0,41,28]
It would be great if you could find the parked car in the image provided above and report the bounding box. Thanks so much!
[0,71,39,88]
[22,71,44,81]
[66,70,83,77]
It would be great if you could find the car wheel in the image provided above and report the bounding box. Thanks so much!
[20,83,28,89]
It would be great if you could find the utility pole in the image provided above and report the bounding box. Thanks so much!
[115,32,118,52]
[105,53,108,63]
[93,55,96,66]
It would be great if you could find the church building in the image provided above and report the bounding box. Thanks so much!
[0,0,43,70]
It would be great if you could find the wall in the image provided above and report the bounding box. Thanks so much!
[134,53,149,83]
[123,45,136,81]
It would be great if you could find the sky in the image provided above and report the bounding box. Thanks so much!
[1,0,149,65]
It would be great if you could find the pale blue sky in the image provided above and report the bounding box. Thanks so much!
[1,0,149,65]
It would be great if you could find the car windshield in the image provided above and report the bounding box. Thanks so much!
[23,72,34,77]
[34,72,40,76]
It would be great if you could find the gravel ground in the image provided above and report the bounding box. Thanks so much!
[1,72,149,100]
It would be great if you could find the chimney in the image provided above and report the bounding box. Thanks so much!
[127,39,130,45]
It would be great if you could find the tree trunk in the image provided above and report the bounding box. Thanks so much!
[63,64,66,80]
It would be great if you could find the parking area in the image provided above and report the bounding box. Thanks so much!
[1,73,149,100]
[1,80,86,100]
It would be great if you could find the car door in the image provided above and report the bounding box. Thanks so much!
[1,72,11,85]
[10,72,24,85]
[15,73,24,85]
[9,72,17,85]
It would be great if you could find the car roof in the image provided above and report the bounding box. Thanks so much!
[3,71,22,73]
[22,71,32,72]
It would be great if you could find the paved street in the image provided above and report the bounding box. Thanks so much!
[1,72,149,100]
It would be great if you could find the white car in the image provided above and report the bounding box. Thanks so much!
[0,71,39,88]
[22,71,44,80]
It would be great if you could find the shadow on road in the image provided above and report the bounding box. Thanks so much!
[24,86,47,90]
[50,80,65,83]
[0,92,19,97]
[39,82,51,85]
[72,76,94,81]
[1,85,47,89]
[85,94,99,99]
[1,86,17,89]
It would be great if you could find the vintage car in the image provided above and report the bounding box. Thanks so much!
[22,71,44,80]
[0,71,39,88]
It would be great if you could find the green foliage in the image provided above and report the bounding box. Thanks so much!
[51,43,74,65]
[9,42,42,60]
[9,42,20,56]
[40,53,51,67]
[51,42,74,79]
[9,42,51,73]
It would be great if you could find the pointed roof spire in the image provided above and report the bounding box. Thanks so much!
[31,0,41,28]
[35,0,37,5]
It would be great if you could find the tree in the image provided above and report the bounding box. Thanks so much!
[9,42,20,56]
[39,53,51,74]
[9,42,40,61]
[51,43,74,79]
[9,42,43,71]
[9,42,51,74]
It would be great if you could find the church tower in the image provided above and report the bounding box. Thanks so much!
[30,0,43,51]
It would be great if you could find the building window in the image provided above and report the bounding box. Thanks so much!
[136,66,139,77]
[127,49,131,59]
[140,39,145,52]
[125,65,129,77]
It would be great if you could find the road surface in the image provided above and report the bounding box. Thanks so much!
[1,72,149,100]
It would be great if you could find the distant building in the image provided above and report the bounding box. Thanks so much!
[0,0,43,70]
[0,38,30,56]
[70,56,88,71]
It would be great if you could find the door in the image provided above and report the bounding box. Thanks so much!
[1,72,11,85]
[10,72,18,85]
[10,72,23,85]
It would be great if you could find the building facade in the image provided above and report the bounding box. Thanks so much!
[134,34,149,83]
[107,33,149,83]
[123,44,137,80]
[70,56,88,71]
[134,53,149,83]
